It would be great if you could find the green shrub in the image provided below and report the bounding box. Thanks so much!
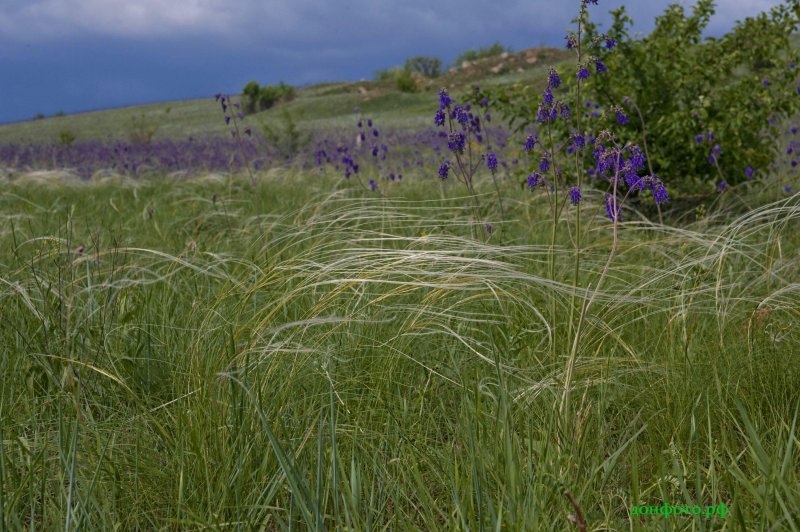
[242,81,296,114]
[260,110,311,160]
[58,129,76,146]
[128,109,168,145]
[482,1,800,194]
[404,56,442,78]
[394,69,419,93]
[585,0,800,190]
[373,67,419,92]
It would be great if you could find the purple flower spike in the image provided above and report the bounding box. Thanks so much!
[539,157,550,172]
[548,68,561,89]
[578,66,590,80]
[616,110,628,125]
[438,161,450,179]
[434,108,445,126]
[439,89,452,109]
[595,58,607,74]
[369,179,377,191]
[569,186,582,205]
[486,152,498,170]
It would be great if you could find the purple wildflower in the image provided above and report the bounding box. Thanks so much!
[438,161,450,179]
[595,58,607,74]
[434,108,445,126]
[524,134,538,152]
[447,133,466,153]
[486,152,498,170]
[548,68,561,89]
[539,157,550,173]
[784,185,794,194]
[569,186,582,205]
[628,145,645,169]
[369,179,377,191]
[605,38,617,50]
[439,89,452,109]
[745,166,754,179]
[718,180,728,192]
[578,66,591,80]
[616,110,628,125]
[652,179,669,205]
[543,87,554,105]
[527,172,542,188]
[695,134,704,144]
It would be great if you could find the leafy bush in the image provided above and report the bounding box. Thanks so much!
[128,109,169,145]
[483,0,800,194]
[587,0,800,190]
[58,129,76,146]
[260,110,311,160]
[373,67,419,92]
[394,69,419,93]
[404,55,441,78]
[454,42,511,66]
[242,81,295,114]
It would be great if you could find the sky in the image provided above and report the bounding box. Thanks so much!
[0,0,785,124]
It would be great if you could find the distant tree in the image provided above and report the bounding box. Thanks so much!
[242,81,295,114]
[404,56,442,78]
[242,81,261,114]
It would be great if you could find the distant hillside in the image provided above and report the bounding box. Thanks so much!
[0,47,572,146]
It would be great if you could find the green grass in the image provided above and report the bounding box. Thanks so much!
[1,169,798,529]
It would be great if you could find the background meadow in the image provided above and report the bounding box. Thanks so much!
[2,1,800,530]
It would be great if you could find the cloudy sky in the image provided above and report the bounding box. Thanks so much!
[0,0,784,124]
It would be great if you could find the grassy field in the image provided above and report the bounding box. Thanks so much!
[0,166,798,529]
[1,34,799,529]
